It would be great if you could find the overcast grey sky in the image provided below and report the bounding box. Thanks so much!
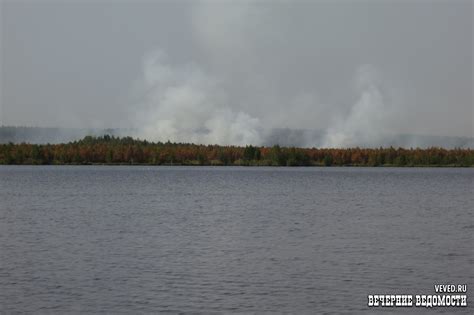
[1,0,472,144]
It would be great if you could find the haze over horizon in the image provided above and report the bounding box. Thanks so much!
[1,0,472,147]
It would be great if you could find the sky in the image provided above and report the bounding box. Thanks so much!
[0,0,472,146]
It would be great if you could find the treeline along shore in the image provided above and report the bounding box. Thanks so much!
[0,135,473,166]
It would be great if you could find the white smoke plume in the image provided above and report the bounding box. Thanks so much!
[127,3,471,148]
[133,50,398,148]
[134,50,262,145]
[131,2,401,148]
[322,65,392,148]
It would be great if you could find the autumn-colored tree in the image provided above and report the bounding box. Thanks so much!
[0,135,473,167]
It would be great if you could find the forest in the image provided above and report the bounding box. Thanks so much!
[0,135,473,166]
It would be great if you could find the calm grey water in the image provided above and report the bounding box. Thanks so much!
[0,166,472,314]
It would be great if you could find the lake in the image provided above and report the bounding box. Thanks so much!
[0,166,472,313]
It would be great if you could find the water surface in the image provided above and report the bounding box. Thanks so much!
[1,166,472,313]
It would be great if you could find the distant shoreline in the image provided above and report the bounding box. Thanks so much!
[1,126,473,149]
[1,164,471,168]
[1,135,473,167]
